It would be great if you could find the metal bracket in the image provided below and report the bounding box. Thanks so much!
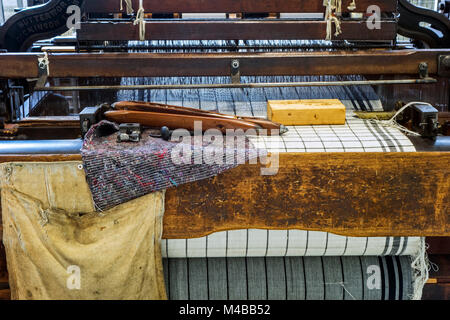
[411,103,439,138]
[231,59,241,84]
[8,85,24,122]
[418,62,429,79]
[438,55,450,77]
[79,104,110,137]
[117,123,142,143]
[36,54,49,88]
[398,0,450,48]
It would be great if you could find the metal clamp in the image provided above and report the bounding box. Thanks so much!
[79,104,110,137]
[117,123,142,143]
[418,62,429,79]
[231,59,241,84]
[438,55,450,77]
[36,53,50,88]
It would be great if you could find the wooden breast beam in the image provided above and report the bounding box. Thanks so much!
[1,152,449,238]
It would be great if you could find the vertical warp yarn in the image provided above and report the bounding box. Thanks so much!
[133,0,146,41]
[410,238,433,300]
[120,0,134,15]
[324,0,343,40]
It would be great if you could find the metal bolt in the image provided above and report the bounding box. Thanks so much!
[231,60,240,69]
[442,56,450,68]
[419,62,429,78]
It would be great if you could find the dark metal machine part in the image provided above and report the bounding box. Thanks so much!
[117,123,142,143]
[0,0,85,52]
[409,136,450,151]
[411,103,440,138]
[398,0,450,48]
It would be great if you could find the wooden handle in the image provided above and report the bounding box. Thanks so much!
[112,101,283,131]
[105,110,262,133]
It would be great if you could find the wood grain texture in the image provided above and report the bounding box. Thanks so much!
[0,289,10,300]
[428,255,450,283]
[1,50,449,78]
[267,99,346,125]
[427,237,450,255]
[0,154,81,164]
[84,0,398,13]
[78,20,397,41]
[422,283,450,300]
[163,152,450,238]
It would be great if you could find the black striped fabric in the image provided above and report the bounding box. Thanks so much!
[162,231,419,258]
[163,256,414,300]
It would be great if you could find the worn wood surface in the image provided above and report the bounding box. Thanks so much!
[78,20,397,41]
[0,290,10,300]
[427,237,450,255]
[163,152,450,238]
[0,154,81,164]
[428,255,450,284]
[85,0,398,13]
[423,254,450,300]
[0,152,448,237]
[1,50,449,79]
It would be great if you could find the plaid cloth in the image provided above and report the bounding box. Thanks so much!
[81,121,264,211]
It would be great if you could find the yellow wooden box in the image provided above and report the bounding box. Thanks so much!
[267,99,346,126]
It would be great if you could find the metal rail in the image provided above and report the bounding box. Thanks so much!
[34,78,438,91]
[0,139,82,154]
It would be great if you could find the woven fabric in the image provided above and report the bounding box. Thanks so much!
[81,121,264,211]
[118,76,416,153]
[162,230,422,258]
[163,256,414,300]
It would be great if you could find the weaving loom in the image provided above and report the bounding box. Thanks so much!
[0,0,449,301]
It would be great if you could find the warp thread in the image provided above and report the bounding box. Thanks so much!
[120,0,134,15]
[325,282,357,300]
[368,101,430,136]
[324,0,343,40]
[348,0,357,11]
[410,238,436,300]
[133,0,146,41]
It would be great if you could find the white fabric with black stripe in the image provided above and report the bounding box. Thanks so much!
[163,256,414,300]
[162,230,421,258]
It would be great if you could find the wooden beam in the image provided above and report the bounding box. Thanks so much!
[77,20,397,41]
[427,255,450,283]
[422,283,450,300]
[0,154,81,163]
[0,289,10,300]
[0,49,448,78]
[84,0,398,14]
[163,152,450,238]
[0,152,449,238]
[427,237,450,255]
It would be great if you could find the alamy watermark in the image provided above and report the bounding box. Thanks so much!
[366,5,382,30]
[66,5,382,31]
[66,5,81,30]
[169,121,281,176]
[67,265,81,290]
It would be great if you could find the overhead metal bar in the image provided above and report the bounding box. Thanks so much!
[34,78,438,92]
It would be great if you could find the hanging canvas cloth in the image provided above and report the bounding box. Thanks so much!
[0,162,167,300]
